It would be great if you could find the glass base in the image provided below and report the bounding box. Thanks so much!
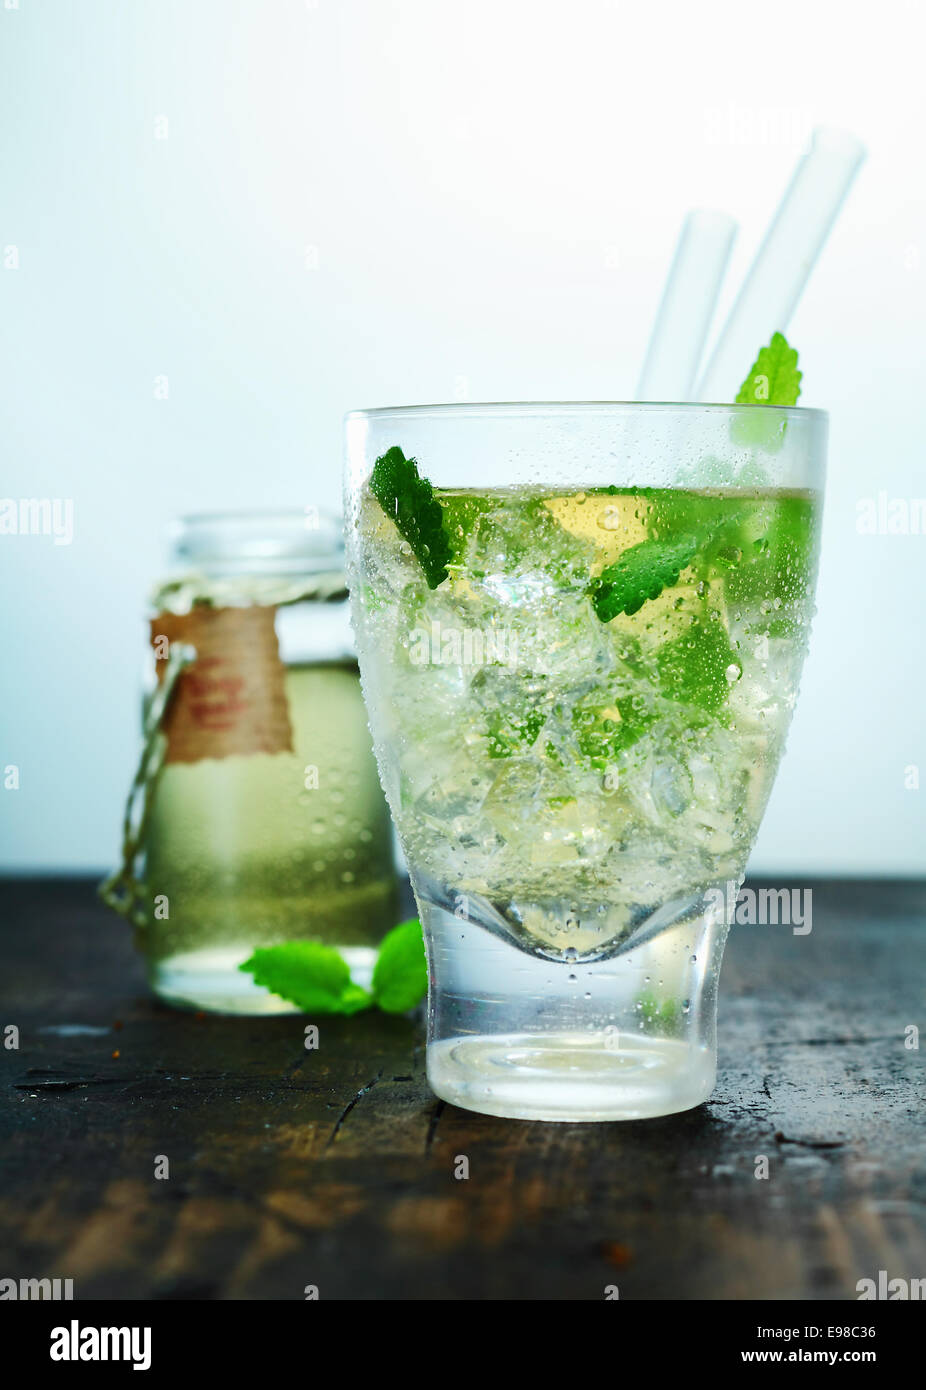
[149,944,378,1015]
[428,1031,715,1122]
[418,887,728,1122]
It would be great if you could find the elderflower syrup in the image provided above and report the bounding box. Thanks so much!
[116,511,398,1013]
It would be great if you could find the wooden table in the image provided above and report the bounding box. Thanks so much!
[2,878,924,1300]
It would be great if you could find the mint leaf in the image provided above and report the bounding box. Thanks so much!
[370,445,453,589]
[371,918,428,1013]
[590,534,699,621]
[239,942,372,1015]
[485,686,548,758]
[571,695,654,767]
[724,495,816,633]
[487,706,547,758]
[655,615,736,714]
[240,920,429,1016]
[735,331,802,407]
[637,988,682,1036]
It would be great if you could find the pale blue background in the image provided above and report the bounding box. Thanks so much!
[1,0,924,874]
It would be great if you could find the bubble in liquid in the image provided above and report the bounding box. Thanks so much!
[725,663,742,684]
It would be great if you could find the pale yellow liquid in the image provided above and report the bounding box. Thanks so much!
[357,484,820,958]
[142,661,397,1011]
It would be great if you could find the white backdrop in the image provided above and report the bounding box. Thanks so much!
[1,0,924,873]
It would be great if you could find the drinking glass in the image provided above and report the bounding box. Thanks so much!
[345,403,826,1120]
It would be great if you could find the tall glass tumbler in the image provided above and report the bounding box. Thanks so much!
[345,403,826,1120]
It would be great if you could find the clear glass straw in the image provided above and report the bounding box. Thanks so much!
[636,209,737,402]
[696,127,866,402]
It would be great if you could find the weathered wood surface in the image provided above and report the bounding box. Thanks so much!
[1,878,924,1300]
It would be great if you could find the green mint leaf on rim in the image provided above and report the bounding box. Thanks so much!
[371,918,428,1013]
[370,445,453,589]
[239,942,372,1015]
[590,534,699,621]
[735,331,802,407]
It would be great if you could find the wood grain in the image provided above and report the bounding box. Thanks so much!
[1,877,924,1300]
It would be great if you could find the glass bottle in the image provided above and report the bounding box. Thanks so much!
[133,509,397,1012]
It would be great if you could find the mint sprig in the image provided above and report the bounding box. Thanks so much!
[240,941,372,1015]
[735,331,802,407]
[370,446,453,589]
[590,533,699,621]
[239,918,427,1016]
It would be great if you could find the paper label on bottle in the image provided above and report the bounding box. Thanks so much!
[151,606,293,764]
